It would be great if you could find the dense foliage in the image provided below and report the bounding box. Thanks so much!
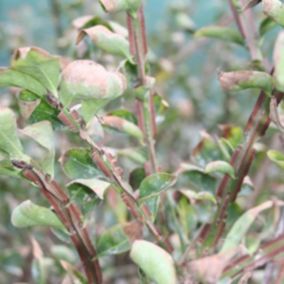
[0,0,284,283]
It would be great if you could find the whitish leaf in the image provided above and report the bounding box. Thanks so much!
[130,240,177,284]
[77,25,132,61]
[11,200,64,230]
[21,121,55,176]
[0,68,46,96]
[0,108,29,161]
[220,200,284,253]
[59,60,127,106]
[263,0,284,26]
[97,221,142,256]
[273,31,284,92]
[12,47,61,96]
[99,0,142,13]
[267,150,284,169]
[67,178,110,199]
[205,161,235,178]
[219,70,272,93]
[179,190,217,204]
[102,115,143,141]
[188,250,238,284]
[195,26,244,45]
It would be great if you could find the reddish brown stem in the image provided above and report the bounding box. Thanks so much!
[13,161,102,284]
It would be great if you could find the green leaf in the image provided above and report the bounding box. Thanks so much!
[61,148,102,179]
[263,0,284,27]
[177,164,217,193]
[267,150,284,169]
[102,115,143,141]
[0,68,46,96]
[219,70,273,93]
[195,26,244,45]
[97,222,137,256]
[220,200,284,253]
[0,108,30,161]
[67,178,111,199]
[99,0,142,13]
[21,121,55,177]
[259,17,277,37]
[205,161,235,178]
[59,60,127,107]
[139,173,175,199]
[12,47,61,96]
[11,200,64,230]
[77,25,132,61]
[273,31,284,92]
[138,173,175,218]
[130,240,177,284]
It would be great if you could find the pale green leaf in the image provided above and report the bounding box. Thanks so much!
[0,68,46,96]
[220,200,284,253]
[99,0,142,13]
[267,150,284,169]
[130,240,177,284]
[11,200,64,230]
[263,0,284,27]
[102,115,143,141]
[67,178,110,199]
[205,160,235,178]
[77,25,132,61]
[21,121,55,177]
[0,108,30,161]
[195,26,244,45]
[12,47,61,96]
[219,70,273,93]
[273,31,284,92]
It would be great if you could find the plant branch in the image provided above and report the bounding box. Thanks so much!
[46,94,172,252]
[12,160,102,284]
[127,7,158,174]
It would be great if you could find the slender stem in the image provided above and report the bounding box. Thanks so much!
[127,7,158,174]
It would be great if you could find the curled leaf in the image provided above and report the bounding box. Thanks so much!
[130,240,177,284]
[77,25,131,60]
[102,115,143,141]
[59,60,127,106]
[67,178,111,199]
[267,150,284,169]
[205,160,235,178]
[219,70,272,93]
[99,0,142,13]
[195,26,244,45]
[273,31,284,91]
[263,0,284,26]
